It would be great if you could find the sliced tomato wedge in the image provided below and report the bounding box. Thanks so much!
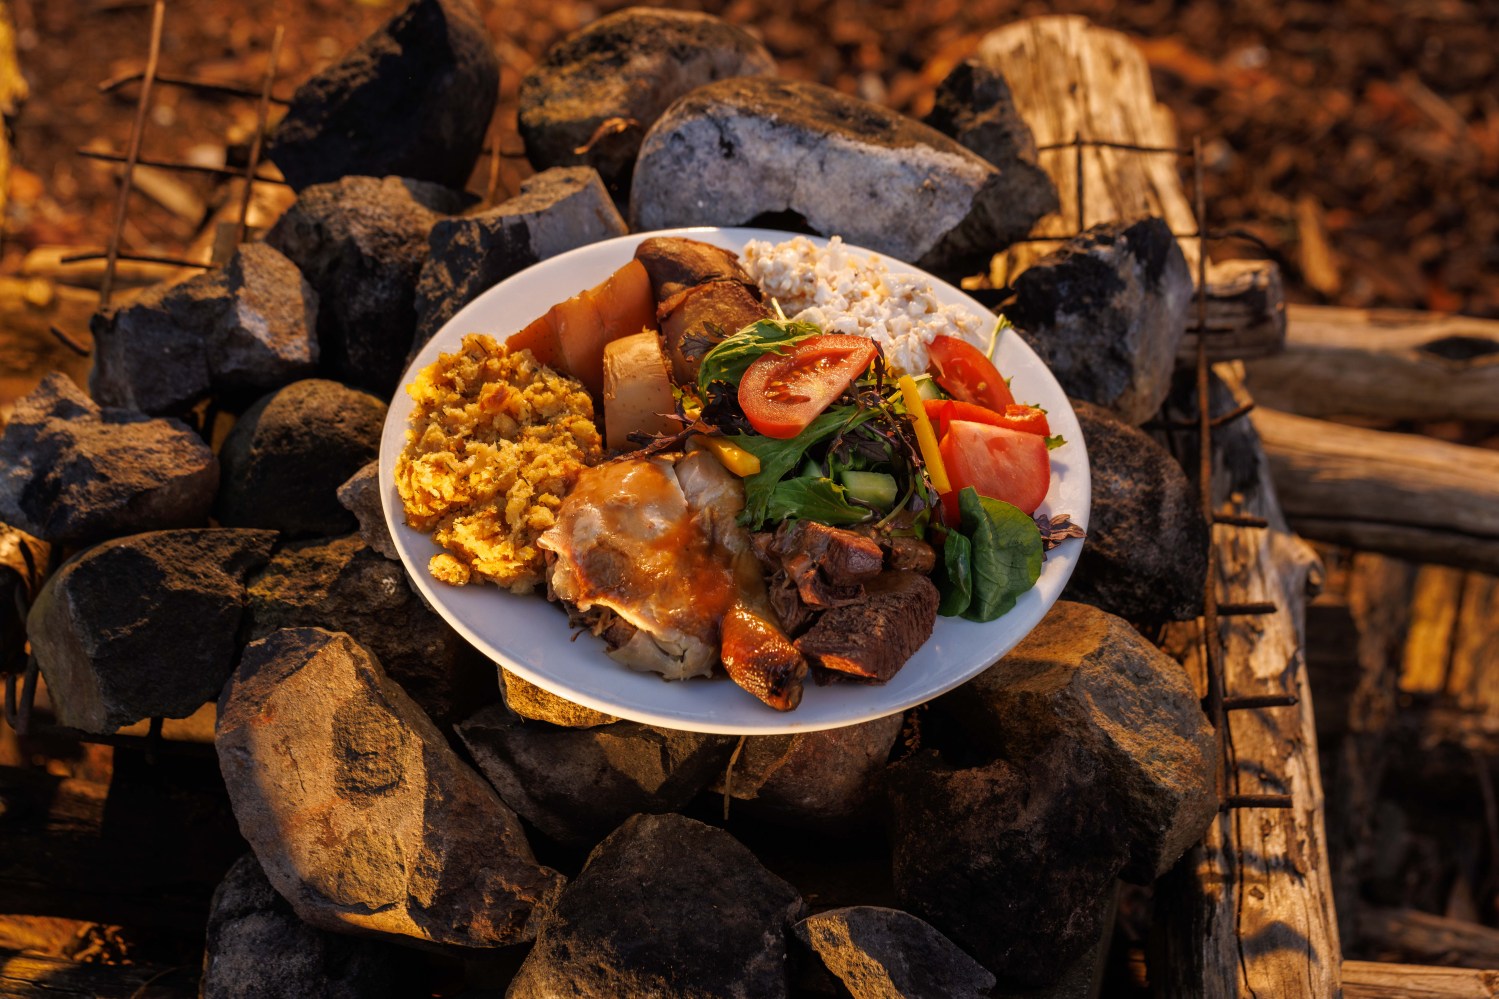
[939,419,1051,519]
[739,335,877,439]
[924,399,1051,439]
[927,336,1015,412]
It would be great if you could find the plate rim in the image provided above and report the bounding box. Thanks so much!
[379,226,1090,734]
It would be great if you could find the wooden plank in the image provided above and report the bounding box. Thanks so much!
[977,15,1285,357]
[1402,567,1467,697]
[1343,960,1499,999]
[1153,363,1341,999]
[1254,408,1499,574]
[1245,305,1499,422]
[1357,908,1499,970]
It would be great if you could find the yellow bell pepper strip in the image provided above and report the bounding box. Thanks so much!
[898,374,950,494]
[694,435,761,477]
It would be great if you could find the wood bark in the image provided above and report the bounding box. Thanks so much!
[1245,305,1499,421]
[1153,364,1341,998]
[1253,407,1499,574]
[1343,961,1499,999]
[977,15,1285,356]
[1357,908,1499,970]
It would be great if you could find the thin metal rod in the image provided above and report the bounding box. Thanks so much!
[1037,138,1191,154]
[1213,512,1270,529]
[1150,401,1256,432]
[61,250,211,269]
[237,25,284,244]
[1222,794,1294,810]
[99,69,291,105]
[99,0,165,308]
[1223,694,1299,711]
[1074,131,1085,234]
[1193,134,1225,776]
[49,325,93,356]
[78,147,285,184]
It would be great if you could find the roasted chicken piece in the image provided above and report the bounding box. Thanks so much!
[538,451,806,710]
[634,236,758,301]
[634,237,771,384]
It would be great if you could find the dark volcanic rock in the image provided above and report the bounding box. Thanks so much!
[519,8,776,192]
[245,534,487,722]
[202,853,418,999]
[26,528,276,733]
[885,745,1127,988]
[268,0,499,191]
[924,59,1057,221]
[938,600,1216,883]
[217,628,563,949]
[499,667,619,727]
[89,242,319,414]
[216,379,386,538]
[630,77,1053,271]
[0,374,218,544]
[266,175,468,394]
[1006,217,1192,424]
[1068,399,1208,621]
[456,705,736,846]
[508,812,806,999]
[413,167,627,348]
[336,461,398,560]
[711,714,904,830]
[793,906,995,999]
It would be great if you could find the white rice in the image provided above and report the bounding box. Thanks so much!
[741,235,995,375]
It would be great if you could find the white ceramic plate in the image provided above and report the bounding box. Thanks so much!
[380,227,1089,734]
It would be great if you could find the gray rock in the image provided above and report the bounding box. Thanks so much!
[519,8,776,192]
[266,176,469,395]
[202,853,418,999]
[89,242,319,414]
[1006,217,1192,424]
[923,59,1057,220]
[245,534,488,723]
[630,77,1053,271]
[217,628,563,949]
[712,713,904,830]
[412,167,627,348]
[456,704,735,847]
[1067,400,1207,621]
[216,379,386,538]
[0,374,218,544]
[508,812,805,999]
[938,600,1216,883]
[885,744,1127,988]
[26,528,276,733]
[268,0,499,191]
[499,667,618,728]
[793,906,995,999]
[337,461,398,560]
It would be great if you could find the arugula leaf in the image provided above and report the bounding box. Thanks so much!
[935,529,973,616]
[957,488,1044,623]
[764,477,873,525]
[730,405,881,527]
[695,317,822,394]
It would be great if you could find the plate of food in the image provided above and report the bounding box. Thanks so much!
[379,227,1089,734]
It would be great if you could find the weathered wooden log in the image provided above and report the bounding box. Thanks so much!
[1153,364,1341,998]
[1246,305,1499,421]
[1343,960,1499,999]
[1254,407,1499,574]
[976,15,1285,355]
[1358,908,1499,970]
[0,949,196,998]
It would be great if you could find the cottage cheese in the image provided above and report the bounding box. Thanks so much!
[741,235,994,375]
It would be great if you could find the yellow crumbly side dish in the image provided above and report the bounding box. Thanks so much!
[395,333,602,591]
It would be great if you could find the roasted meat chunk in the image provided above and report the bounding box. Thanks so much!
[634,236,759,301]
[794,571,940,683]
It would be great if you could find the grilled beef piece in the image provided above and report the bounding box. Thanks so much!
[755,519,885,610]
[659,280,770,384]
[794,570,939,683]
[848,525,938,574]
[634,236,759,301]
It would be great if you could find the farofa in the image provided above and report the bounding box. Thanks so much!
[395,334,601,591]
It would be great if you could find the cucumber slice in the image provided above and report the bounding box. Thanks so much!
[799,457,824,479]
[913,375,947,401]
[839,470,898,509]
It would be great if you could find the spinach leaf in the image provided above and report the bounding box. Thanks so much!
[935,529,973,616]
[958,487,1044,623]
[731,405,880,527]
[764,477,872,526]
[696,317,822,394]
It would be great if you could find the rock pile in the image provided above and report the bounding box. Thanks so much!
[0,5,1225,995]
